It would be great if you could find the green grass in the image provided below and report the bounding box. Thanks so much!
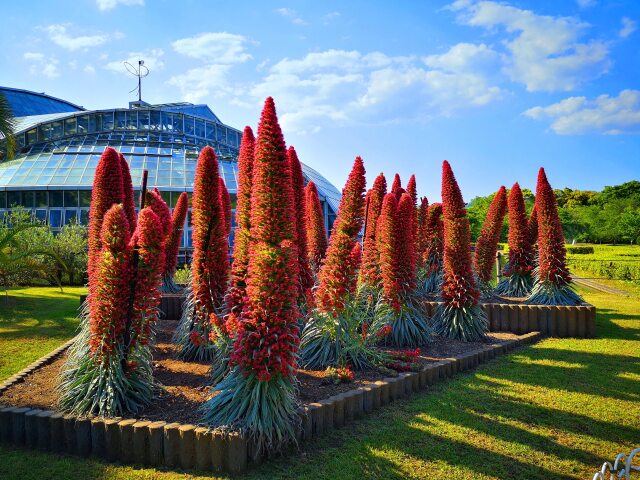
[566,244,640,285]
[0,286,86,381]
[1,286,639,479]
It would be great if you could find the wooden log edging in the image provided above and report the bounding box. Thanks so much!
[0,331,543,474]
[423,301,596,338]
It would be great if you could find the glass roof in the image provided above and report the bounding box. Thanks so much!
[1,87,84,117]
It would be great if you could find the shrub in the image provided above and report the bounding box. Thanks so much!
[566,246,595,254]
[433,160,487,342]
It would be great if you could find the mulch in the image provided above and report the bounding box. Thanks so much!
[0,321,519,425]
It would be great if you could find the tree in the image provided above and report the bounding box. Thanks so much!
[0,91,16,161]
[53,221,88,286]
[433,161,487,341]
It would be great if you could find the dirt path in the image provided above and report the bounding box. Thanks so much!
[573,276,630,296]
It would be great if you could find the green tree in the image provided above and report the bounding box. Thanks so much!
[0,91,16,161]
[53,221,88,285]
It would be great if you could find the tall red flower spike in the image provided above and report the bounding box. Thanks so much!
[287,146,314,294]
[227,126,255,319]
[129,207,165,351]
[527,168,583,305]
[441,161,479,308]
[377,193,400,311]
[191,146,230,330]
[396,192,417,296]
[346,241,362,297]
[89,204,132,359]
[528,203,538,249]
[230,96,299,381]
[359,173,387,287]
[218,177,232,238]
[145,188,172,239]
[304,181,328,274]
[416,196,429,267]
[423,202,444,271]
[496,183,534,296]
[474,186,507,287]
[88,148,124,289]
[315,156,367,314]
[164,192,188,280]
[434,161,486,341]
[119,153,137,235]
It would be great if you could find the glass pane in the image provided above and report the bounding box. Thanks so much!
[35,209,47,222]
[36,191,48,207]
[64,117,77,136]
[77,115,89,134]
[49,190,63,207]
[64,190,79,207]
[101,112,114,130]
[138,111,150,130]
[80,209,89,224]
[64,210,77,225]
[49,209,62,228]
[0,191,6,208]
[23,191,36,208]
[79,190,91,207]
[126,111,137,130]
[115,111,126,129]
[7,191,21,207]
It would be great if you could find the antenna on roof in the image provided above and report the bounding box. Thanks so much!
[124,58,149,102]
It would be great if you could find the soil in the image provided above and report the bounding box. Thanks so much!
[0,321,519,425]
[422,294,526,305]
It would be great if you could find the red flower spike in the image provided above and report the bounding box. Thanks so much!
[129,207,165,350]
[88,147,124,292]
[144,188,172,239]
[287,146,314,294]
[360,173,387,287]
[391,173,402,198]
[191,146,230,331]
[315,156,367,314]
[423,203,444,273]
[231,97,299,381]
[416,197,429,266]
[504,183,534,277]
[218,177,232,237]
[474,186,507,284]
[534,168,571,285]
[119,153,137,236]
[396,192,417,296]
[528,203,538,249]
[164,192,188,278]
[441,161,479,308]
[304,181,328,274]
[406,174,418,239]
[378,193,401,311]
[227,126,255,317]
[88,204,132,359]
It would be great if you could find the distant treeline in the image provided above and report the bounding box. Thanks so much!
[466,180,640,245]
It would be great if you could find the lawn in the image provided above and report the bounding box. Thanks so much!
[1,285,639,479]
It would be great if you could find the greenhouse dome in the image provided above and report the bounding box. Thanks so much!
[0,86,341,261]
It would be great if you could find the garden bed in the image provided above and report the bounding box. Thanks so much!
[0,320,520,424]
[0,321,542,474]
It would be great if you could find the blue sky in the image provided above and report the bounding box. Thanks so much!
[1,0,639,201]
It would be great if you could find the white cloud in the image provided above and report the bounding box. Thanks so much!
[248,48,502,133]
[43,24,110,51]
[424,42,499,73]
[168,64,240,103]
[96,0,144,11]
[523,90,640,135]
[275,8,307,25]
[620,17,637,38]
[104,49,165,74]
[172,32,252,64]
[84,64,96,75]
[576,0,595,7]
[24,52,59,78]
[450,0,610,92]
